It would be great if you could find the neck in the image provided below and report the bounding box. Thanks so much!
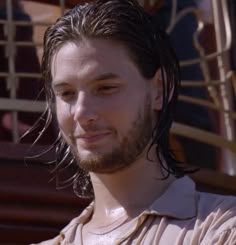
[89,150,175,220]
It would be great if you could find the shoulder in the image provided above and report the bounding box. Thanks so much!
[197,191,236,219]
[196,191,236,244]
[31,202,94,244]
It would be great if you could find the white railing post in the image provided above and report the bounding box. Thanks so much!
[6,0,19,142]
[212,0,236,174]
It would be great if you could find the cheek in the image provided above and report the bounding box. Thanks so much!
[107,95,142,136]
[56,101,74,135]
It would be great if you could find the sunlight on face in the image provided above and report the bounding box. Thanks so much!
[52,39,154,174]
[72,94,153,173]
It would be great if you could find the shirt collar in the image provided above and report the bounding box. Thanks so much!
[148,176,197,219]
[60,176,197,243]
[70,176,197,227]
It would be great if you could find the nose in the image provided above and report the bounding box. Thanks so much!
[72,91,99,126]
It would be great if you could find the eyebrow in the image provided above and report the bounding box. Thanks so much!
[52,72,120,89]
[93,73,119,81]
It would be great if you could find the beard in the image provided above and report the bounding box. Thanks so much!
[70,96,153,174]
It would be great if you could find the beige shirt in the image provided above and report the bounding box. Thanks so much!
[34,176,236,244]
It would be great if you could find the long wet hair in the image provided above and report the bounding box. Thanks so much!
[39,0,194,198]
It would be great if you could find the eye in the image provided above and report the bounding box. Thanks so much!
[55,90,76,101]
[96,85,119,94]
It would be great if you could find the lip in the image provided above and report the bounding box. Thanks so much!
[75,132,111,144]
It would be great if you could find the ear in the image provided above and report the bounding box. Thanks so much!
[150,68,164,111]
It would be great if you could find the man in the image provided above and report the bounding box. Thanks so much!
[36,0,236,244]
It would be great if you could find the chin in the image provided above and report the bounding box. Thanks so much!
[80,163,128,175]
[76,150,132,174]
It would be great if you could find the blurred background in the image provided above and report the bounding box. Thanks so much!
[0,0,236,244]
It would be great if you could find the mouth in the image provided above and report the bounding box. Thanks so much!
[75,132,112,144]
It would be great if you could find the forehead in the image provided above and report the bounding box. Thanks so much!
[51,38,142,84]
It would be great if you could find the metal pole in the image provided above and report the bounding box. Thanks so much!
[59,0,65,15]
[6,0,19,142]
[212,0,236,174]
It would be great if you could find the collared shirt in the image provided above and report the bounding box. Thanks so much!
[34,176,236,244]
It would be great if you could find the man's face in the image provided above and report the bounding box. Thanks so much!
[51,39,157,174]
